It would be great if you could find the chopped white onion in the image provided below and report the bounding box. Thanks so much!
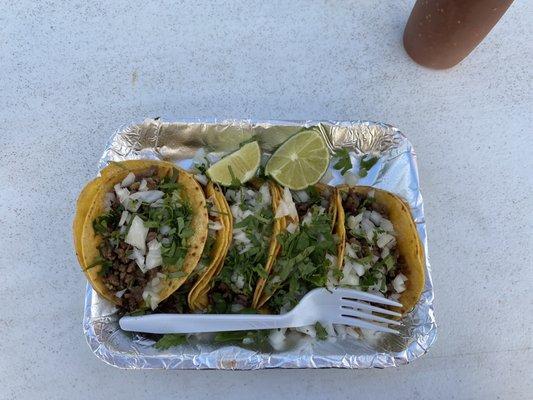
[233,229,251,245]
[142,272,165,310]
[138,179,148,191]
[145,239,163,270]
[286,222,298,234]
[380,218,394,233]
[114,183,130,205]
[376,232,395,249]
[150,199,164,208]
[295,325,316,338]
[129,190,164,204]
[115,289,127,298]
[118,210,130,227]
[128,247,146,272]
[361,218,375,233]
[392,273,408,293]
[231,273,245,289]
[230,304,244,313]
[268,328,287,351]
[389,293,401,302]
[294,190,309,203]
[369,210,382,225]
[194,173,208,186]
[326,254,338,268]
[345,244,358,259]
[121,172,136,187]
[125,215,149,253]
[238,244,252,254]
[259,183,271,206]
[209,221,223,231]
[104,192,115,211]
[347,215,360,231]
[326,262,339,291]
[159,225,171,235]
[301,211,313,226]
[192,148,207,165]
[275,186,298,219]
[339,262,360,286]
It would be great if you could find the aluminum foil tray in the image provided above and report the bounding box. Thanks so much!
[83,118,436,369]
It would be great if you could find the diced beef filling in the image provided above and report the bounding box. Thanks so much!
[98,173,162,312]
[155,284,192,314]
[342,189,406,296]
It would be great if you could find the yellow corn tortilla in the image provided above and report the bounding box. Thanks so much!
[250,181,286,308]
[254,184,340,309]
[73,177,101,269]
[75,160,209,306]
[187,182,233,311]
[337,185,425,315]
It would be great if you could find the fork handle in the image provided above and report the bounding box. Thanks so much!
[119,313,293,334]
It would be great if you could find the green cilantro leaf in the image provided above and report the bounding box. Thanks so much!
[359,155,379,178]
[154,334,187,350]
[315,322,328,340]
[228,165,242,188]
[214,331,249,343]
[332,148,352,175]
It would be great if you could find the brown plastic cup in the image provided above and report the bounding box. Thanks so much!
[403,0,514,69]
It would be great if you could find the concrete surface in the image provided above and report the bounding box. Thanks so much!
[0,1,531,399]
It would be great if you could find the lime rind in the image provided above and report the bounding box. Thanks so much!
[206,141,261,186]
[265,130,330,190]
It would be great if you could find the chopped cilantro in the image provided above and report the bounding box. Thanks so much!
[154,334,187,350]
[315,322,328,340]
[85,256,113,276]
[214,330,270,346]
[214,186,274,298]
[266,207,337,313]
[333,148,353,175]
[227,165,242,188]
[195,161,210,175]
[383,254,395,272]
[359,155,379,178]
[214,331,249,343]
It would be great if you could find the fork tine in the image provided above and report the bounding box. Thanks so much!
[340,306,402,326]
[332,288,402,307]
[337,314,400,334]
[340,301,402,317]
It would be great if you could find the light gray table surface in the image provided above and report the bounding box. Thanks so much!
[1,1,531,399]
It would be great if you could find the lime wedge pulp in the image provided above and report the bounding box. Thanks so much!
[265,129,330,190]
[207,141,261,186]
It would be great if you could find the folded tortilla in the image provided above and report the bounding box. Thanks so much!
[73,160,208,306]
[336,185,425,314]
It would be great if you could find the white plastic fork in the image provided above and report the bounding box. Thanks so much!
[119,288,403,335]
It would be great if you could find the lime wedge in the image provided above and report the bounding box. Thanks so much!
[207,141,261,186]
[265,130,330,190]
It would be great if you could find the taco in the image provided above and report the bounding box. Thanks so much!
[205,180,283,313]
[336,186,425,314]
[255,184,341,312]
[186,181,232,311]
[74,160,209,312]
